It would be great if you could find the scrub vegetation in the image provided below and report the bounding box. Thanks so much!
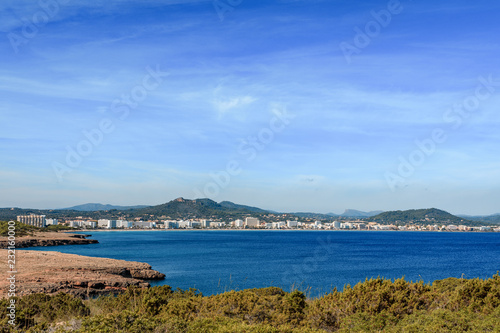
[1,274,499,332]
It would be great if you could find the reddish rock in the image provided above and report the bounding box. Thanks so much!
[0,250,165,299]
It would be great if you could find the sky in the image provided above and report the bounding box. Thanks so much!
[1,0,499,215]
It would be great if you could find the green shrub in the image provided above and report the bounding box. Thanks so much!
[2,275,499,332]
[0,221,40,237]
[0,293,89,331]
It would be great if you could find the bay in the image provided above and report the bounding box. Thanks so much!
[30,230,500,298]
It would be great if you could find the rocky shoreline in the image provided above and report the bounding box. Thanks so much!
[0,232,166,298]
[0,231,98,248]
[0,250,165,298]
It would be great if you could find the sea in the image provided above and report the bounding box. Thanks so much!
[29,230,500,298]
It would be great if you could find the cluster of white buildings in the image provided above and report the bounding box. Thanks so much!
[68,220,97,228]
[164,217,262,229]
[164,217,301,229]
[64,219,500,231]
[264,220,299,229]
[387,224,500,232]
[273,221,500,232]
[14,214,500,232]
[45,218,58,226]
[64,219,156,229]
[97,219,155,229]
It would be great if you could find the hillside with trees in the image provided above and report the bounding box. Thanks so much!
[130,198,270,220]
[366,208,484,226]
[458,213,500,225]
[0,198,271,222]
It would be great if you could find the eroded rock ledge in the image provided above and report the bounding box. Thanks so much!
[0,250,165,299]
[0,232,98,248]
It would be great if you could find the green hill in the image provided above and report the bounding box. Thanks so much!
[130,198,269,220]
[218,201,268,213]
[0,198,270,221]
[459,213,500,225]
[366,208,483,226]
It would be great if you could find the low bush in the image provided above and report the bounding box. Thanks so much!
[1,274,499,332]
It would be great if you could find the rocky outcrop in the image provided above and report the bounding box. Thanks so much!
[0,250,165,299]
[130,268,166,280]
[0,232,98,249]
[0,237,98,248]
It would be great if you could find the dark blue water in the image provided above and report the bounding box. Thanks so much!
[30,231,500,297]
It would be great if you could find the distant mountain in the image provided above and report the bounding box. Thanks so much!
[366,208,483,226]
[0,207,108,221]
[338,209,384,218]
[457,213,500,225]
[60,203,150,211]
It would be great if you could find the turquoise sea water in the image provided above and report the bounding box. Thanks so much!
[30,231,500,297]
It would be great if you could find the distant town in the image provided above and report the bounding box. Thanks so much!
[15,213,500,232]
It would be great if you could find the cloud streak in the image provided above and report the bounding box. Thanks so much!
[0,0,499,214]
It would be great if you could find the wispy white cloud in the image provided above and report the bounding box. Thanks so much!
[0,0,499,214]
[212,95,257,115]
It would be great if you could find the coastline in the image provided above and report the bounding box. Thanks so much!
[70,228,496,233]
[0,231,98,249]
[1,231,167,299]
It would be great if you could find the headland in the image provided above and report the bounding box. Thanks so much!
[0,250,165,299]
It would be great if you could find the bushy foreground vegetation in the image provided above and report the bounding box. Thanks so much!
[1,275,499,332]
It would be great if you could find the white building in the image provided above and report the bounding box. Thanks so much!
[287,220,298,228]
[333,221,341,229]
[45,219,58,226]
[82,221,97,228]
[178,220,192,228]
[68,221,80,228]
[210,222,226,228]
[17,214,46,228]
[200,219,211,228]
[133,221,155,229]
[98,219,109,228]
[272,222,286,229]
[116,220,133,228]
[233,219,244,228]
[245,217,260,228]
[165,221,179,229]
[97,219,117,229]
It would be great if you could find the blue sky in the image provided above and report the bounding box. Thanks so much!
[1,0,499,215]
